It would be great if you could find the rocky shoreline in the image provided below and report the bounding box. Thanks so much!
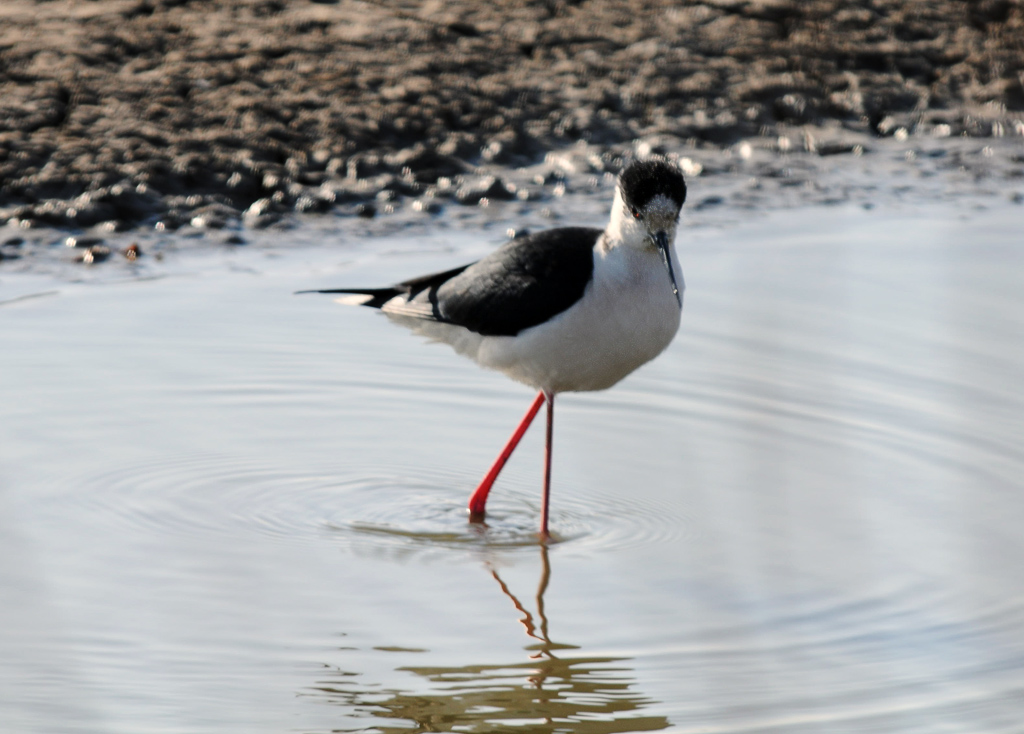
[1,0,1023,238]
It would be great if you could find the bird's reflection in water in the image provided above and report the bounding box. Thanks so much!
[306,545,669,733]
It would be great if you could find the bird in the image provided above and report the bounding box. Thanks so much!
[301,158,687,538]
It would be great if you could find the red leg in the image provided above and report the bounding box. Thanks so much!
[468,391,546,520]
[539,391,554,539]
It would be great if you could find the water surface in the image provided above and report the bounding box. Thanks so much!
[2,202,1023,733]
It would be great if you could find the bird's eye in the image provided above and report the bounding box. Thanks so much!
[630,208,641,219]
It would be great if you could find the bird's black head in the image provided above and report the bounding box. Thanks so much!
[618,159,688,214]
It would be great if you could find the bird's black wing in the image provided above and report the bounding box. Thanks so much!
[433,227,600,336]
[301,227,600,337]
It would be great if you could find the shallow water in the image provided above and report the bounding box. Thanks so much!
[2,201,1023,733]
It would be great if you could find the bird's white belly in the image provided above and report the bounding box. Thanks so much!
[404,246,684,393]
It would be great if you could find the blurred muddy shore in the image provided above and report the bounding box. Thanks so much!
[0,0,1023,239]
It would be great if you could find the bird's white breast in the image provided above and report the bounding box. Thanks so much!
[431,243,685,393]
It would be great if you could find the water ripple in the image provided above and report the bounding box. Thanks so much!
[40,454,694,555]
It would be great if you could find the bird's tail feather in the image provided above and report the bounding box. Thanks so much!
[295,288,401,309]
[296,263,472,312]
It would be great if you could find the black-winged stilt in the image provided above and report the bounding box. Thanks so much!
[302,158,687,538]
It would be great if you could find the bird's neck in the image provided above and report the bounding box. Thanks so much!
[602,191,649,253]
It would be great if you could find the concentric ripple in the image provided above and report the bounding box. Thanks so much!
[35,454,694,554]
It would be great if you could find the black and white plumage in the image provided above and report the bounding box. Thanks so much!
[302,158,688,537]
[324,226,599,338]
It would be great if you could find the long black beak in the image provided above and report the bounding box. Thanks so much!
[654,231,681,307]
